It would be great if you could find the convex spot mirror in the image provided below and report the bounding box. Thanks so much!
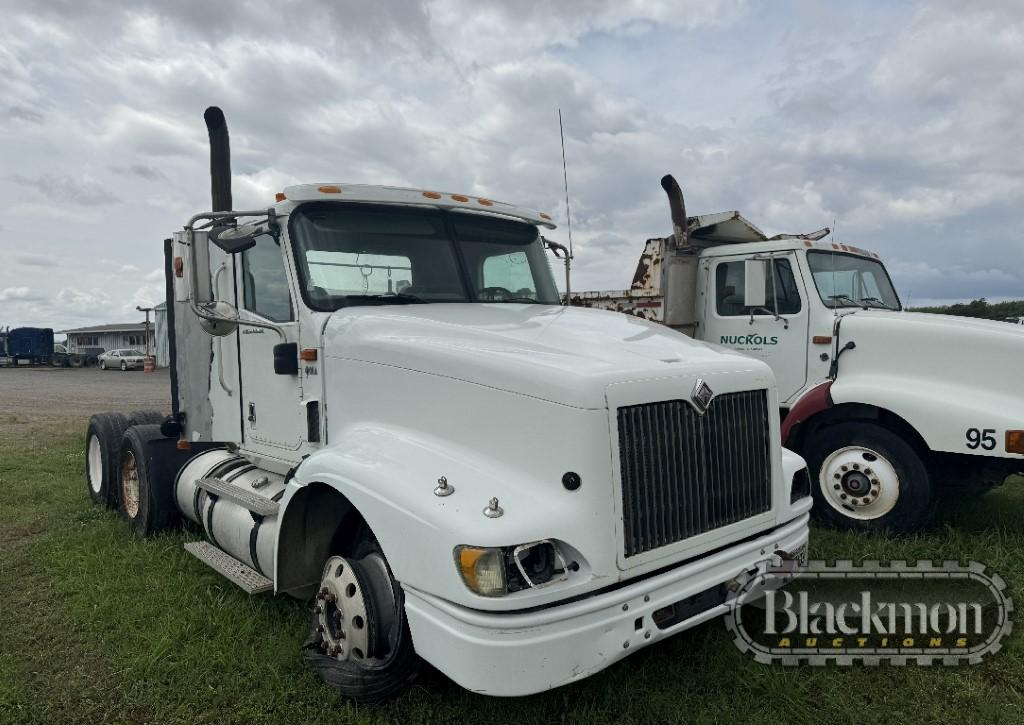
[209,222,262,254]
[743,259,768,308]
[198,300,239,337]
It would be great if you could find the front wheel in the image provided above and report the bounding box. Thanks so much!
[303,545,419,702]
[121,361,127,371]
[99,360,107,370]
[805,422,934,534]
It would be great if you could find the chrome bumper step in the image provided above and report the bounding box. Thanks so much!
[184,541,273,594]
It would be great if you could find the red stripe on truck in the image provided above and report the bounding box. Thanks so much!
[781,381,833,446]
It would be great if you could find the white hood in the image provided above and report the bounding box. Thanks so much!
[322,304,769,409]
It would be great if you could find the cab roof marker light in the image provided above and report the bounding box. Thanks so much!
[318,185,342,194]
[451,194,469,202]
[422,191,442,199]
[275,192,286,202]
[477,198,494,207]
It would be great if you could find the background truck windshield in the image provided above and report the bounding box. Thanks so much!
[289,203,560,310]
[807,250,902,310]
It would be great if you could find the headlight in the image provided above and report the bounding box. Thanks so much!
[455,546,506,597]
[790,467,811,504]
[455,540,570,597]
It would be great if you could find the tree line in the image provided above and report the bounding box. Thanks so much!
[909,298,1024,321]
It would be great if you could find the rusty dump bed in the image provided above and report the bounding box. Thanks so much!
[567,210,835,327]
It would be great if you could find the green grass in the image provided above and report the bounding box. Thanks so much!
[2,427,1024,724]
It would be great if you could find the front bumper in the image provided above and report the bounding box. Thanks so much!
[403,512,809,696]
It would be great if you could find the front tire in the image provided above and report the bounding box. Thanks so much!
[85,412,131,508]
[806,422,934,534]
[303,540,419,702]
[99,360,107,370]
[121,360,127,371]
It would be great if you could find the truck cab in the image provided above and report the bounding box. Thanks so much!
[83,112,811,701]
[572,176,1024,534]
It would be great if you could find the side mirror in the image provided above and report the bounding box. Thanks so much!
[743,259,767,308]
[209,222,261,254]
[197,300,239,336]
[273,342,298,375]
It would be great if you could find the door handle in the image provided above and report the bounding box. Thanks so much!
[247,402,256,424]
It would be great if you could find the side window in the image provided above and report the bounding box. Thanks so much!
[242,234,294,322]
[716,258,802,316]
[481,251,537,298]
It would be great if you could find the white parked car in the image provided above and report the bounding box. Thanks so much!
[98,349,146,371]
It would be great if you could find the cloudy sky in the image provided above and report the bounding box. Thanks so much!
[1,0,1022,330]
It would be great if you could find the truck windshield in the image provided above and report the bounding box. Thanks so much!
[289,203,561,310]
[806,251,902,311]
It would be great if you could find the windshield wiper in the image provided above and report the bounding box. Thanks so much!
[337,293,428,306]
[859,296,895,310]
[828,294,868,310]
[487,297,546,304]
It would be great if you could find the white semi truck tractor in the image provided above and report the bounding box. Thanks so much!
[83,111,811,701]
[572,175,1024,535]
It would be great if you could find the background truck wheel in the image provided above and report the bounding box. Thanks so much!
[118,424,182,536]
[50,354,63,367]
[85,412,131,508]
[806,422,934,534]
[127,410,165,426]
[70,355,84,368]
[303,538,419,702]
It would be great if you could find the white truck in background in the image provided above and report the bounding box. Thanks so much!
[571,175,1024,534]
[83,111,811,701]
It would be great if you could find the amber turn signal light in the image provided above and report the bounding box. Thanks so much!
[1007,430,1024,454]
[300,348,318,362]
[812,336,832,345]
[173,256,184,278]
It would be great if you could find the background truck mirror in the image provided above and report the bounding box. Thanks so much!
[273,342,299,375]
[743,259,767,308]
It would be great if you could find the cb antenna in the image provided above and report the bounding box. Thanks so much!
[559,109,574,261]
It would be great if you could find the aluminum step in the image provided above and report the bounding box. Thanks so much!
[184,541,273,594]
[196,476,280,516]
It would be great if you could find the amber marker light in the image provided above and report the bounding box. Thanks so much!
[422,191,442,199]
[275,192,287,202]
[300,348,318,362]
[451,194,469,202]
[1007,430,1024,454]
[318,185,342,194]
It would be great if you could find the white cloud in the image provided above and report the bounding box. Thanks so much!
[0,0,1021,329]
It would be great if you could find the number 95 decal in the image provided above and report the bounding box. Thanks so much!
[966,428,997,451]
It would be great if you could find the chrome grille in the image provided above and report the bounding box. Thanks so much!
[617,389,772,558]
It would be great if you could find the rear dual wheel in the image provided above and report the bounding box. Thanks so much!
[119,424,182,536]
[85,412,131,508]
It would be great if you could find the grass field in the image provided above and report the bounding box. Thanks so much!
[2,418,1023,724]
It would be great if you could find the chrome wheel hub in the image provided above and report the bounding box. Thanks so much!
[87,435,103,494]
[315,556,371,662]
[819,446,899,520]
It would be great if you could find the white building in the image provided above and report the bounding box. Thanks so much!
[59,322,161,361]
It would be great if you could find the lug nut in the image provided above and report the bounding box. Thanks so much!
[852,463,860,470]
[840,494,848,500]
[834,484,841,490]
[864,468,873,475]
[841,465,849,471]
[834,473,841,480]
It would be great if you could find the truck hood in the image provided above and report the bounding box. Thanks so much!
[322,304,770,409]
[831,310,1024,456]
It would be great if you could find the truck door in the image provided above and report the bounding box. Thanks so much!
[703,253,809,404]
[235,233,304,453]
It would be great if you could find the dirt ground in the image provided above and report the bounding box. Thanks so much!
[0,366,171,435]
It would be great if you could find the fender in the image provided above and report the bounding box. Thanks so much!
[781,380,833,447]
[272,419,616,612]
